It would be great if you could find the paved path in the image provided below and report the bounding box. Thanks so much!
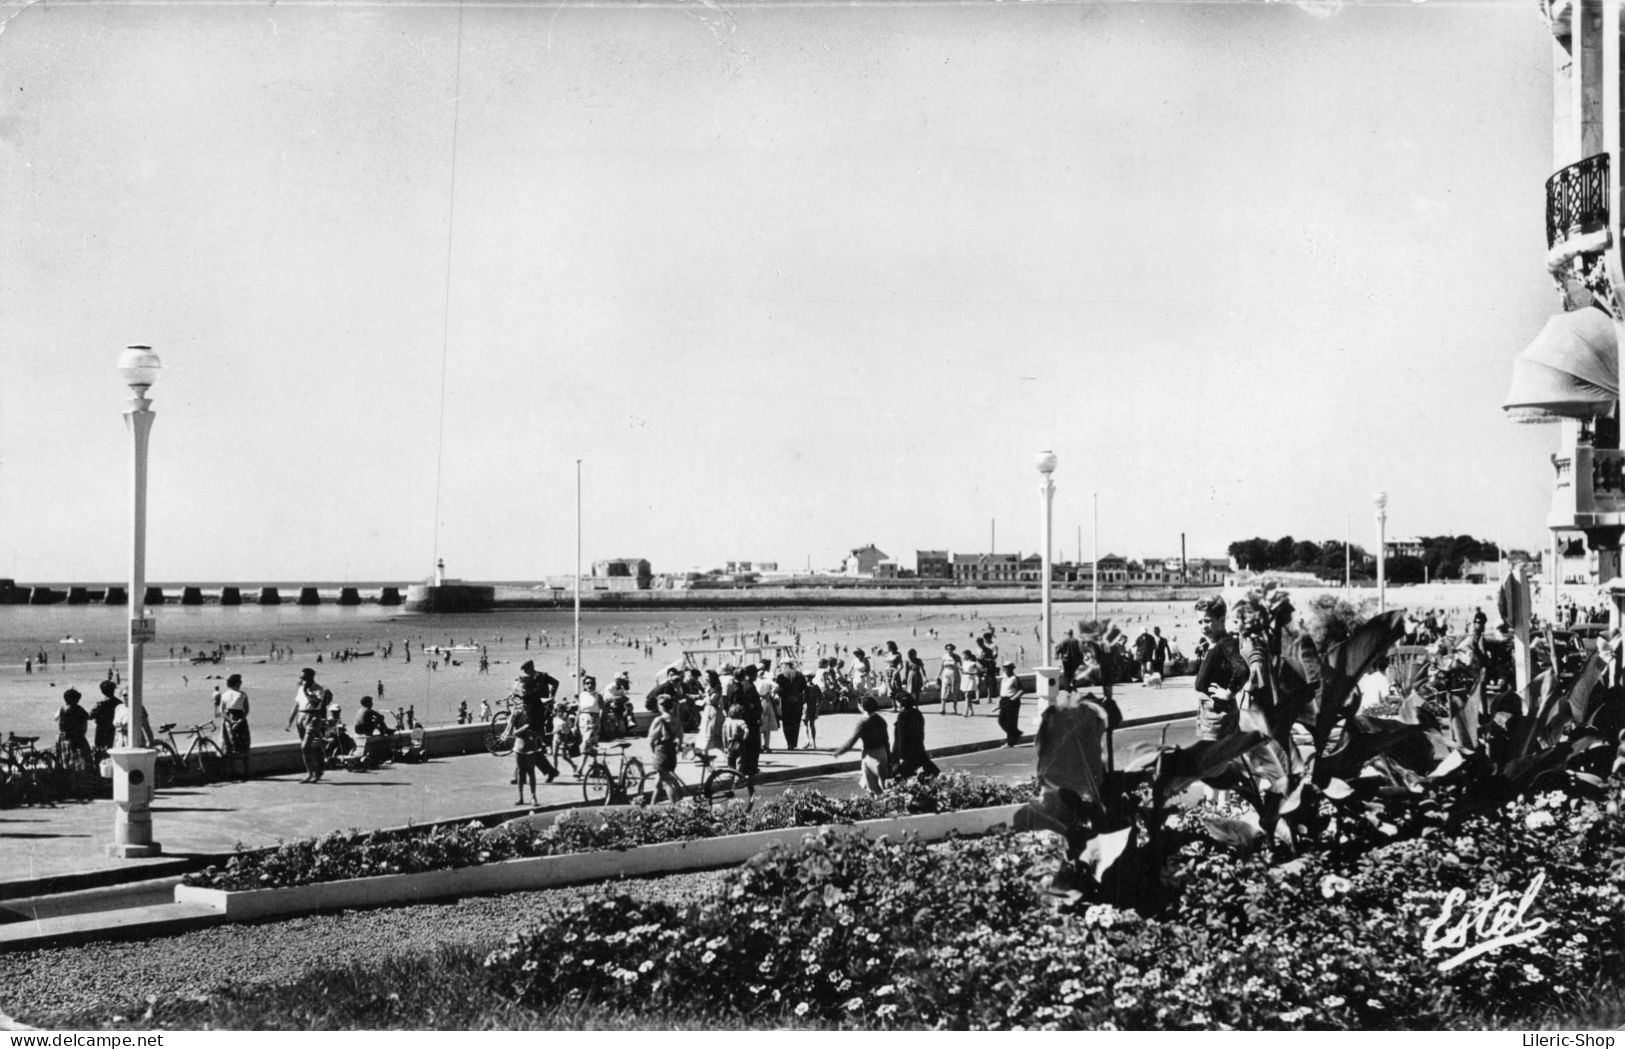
[0,680,1198,896]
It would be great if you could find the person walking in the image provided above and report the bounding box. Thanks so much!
[505,702,543,806]
[1192,596,1249,743]
[833,697,891,795]
[997,662,1026,747]
[774,659,806,751]
[1055,629,1084,692]
[646,695,685,804]
[891,693,940,781]
[55,688,93,773]
[961,655,982,716]
[699,669,726,759]
[89,680,120,755]
[802,664,822,749]
[756,660,780,753]
[902,649,926,706]
[286,669,328,783]
[726,664,764,793]
[215,673,251,780]
[937,647,961,715]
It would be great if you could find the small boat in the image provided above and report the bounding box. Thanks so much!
[58,637,84,644]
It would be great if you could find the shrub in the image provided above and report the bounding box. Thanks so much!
[185,772,1036,891]
[482,781,1625,1030]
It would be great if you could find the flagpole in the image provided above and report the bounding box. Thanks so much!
[575,458,582,697]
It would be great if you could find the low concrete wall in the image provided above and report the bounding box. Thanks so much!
[233,722,493,778]
[174,803,1023,920]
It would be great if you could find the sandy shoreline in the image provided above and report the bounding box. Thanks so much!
[0,588,1510,741]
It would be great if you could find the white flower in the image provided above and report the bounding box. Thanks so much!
[845,996,865,1011]
[1525,810,1556,830]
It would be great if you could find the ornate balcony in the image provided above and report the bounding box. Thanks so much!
[1547,152,1610,249]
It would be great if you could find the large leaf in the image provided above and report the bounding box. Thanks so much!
[1448,671,1486,750]
[1241,737,1293,795]
[1316,715,1429,784]
[1035,702,1109,804]
[1013,788,1095,857]
[1154,731,1267,798]
[1121,741,1166,774]
[1312,611,1410,755]
[1080,826,1135,882]
[1566,652,1608,727]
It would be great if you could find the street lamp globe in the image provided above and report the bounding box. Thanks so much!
[1036,450,1058,476]
[1374,490,1388,512]
[116,345,162,391]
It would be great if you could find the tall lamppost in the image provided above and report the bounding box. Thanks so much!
[109,346,163,858]
[1375,490,1389,614]
[1091,491,1100,622]
[1035,451,1060,712]
[574,458,582,698]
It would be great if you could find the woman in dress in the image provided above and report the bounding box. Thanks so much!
[699,669,726,758]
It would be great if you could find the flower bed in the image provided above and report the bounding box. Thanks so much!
[183,773,1035,892]
[482,785,1625,1030]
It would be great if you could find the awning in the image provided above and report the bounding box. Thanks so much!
[1503,306,1619,423]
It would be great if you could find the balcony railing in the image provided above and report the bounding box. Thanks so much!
[1546,152,1611,248]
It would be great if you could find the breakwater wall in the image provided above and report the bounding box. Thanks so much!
[0,581,405,608]
[407,583,1224,612]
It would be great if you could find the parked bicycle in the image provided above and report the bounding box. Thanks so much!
[578,740,647,806]
[1,732,58,805]
[151,721,227,786]
[693,746,752,808]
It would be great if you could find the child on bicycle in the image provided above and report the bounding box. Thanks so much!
[646,695,684,804]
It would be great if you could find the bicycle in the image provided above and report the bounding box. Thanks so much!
[693,747,752,808]
[1,732,58,805]
[484,696,517,756]
[152,721,227,786]
[578,740,646,806]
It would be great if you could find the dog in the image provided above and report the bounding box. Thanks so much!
[1143,670,1164,689]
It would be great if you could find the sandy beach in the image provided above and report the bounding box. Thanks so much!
[0,585,1516,742]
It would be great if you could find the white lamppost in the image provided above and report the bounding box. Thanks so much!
[1375,490,1389,614]
[1034,451,1060,714]
[1037,451,1057,659]
[109,345,163,858]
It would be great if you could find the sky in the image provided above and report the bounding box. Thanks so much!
[0,0,1569,582]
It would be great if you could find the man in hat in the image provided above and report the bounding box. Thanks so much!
[1055,629,1084,692]
[645,666,685,713]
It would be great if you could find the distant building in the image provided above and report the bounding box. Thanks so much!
[1385,537,1426,560]
[1461,560,1505,585]
[915,550,952,580]
[591,559,652,588]
[1096,554,1128,584]
[844,544,889,576]
[952,553,1020,584]
[874,560,901,580]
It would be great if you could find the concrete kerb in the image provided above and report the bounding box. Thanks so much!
[4,806,1024,951]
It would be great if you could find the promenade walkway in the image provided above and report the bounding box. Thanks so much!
[0,680,1198,897]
